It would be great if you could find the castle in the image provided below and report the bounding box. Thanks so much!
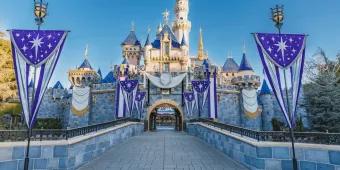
[35,0,309,131]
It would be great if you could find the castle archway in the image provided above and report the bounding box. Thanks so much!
[145,99,184,131]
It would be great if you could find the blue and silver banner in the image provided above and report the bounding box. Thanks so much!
[10,30,68,128]
[254,33,306,128]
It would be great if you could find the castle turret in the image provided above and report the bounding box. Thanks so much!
[121,23,142,66]
[172,0,191,46]
[259,80,275,131]
[68,45,99,87]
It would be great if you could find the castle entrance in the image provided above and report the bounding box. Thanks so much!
[145,99,184,131]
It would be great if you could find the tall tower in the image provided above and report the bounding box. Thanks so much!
[121,23,142,66]
[197,28,206,61]
[173,0,191,47]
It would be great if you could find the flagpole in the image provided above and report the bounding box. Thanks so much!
[271,5,298,170]
[24,1,47,169]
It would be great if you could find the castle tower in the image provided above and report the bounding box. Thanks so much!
[197,28,206,61]
[68,45,99,87]
[259,80,275,131]
[121,23,142,66]
[172,0,191,47]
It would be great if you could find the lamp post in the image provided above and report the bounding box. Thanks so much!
[24,1,48,170]
[271,5,298,170]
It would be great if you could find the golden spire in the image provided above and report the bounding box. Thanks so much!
[198,27,205,61]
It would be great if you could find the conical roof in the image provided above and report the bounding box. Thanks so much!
[121,31,141,46]
[239,53,253,71]
[79,58,92,69]
[97,68,102,78]
[28,79,34,88]
[260,80,271,95]
[222,57,239,72]
[144,33,151,47]
[101,71,116,84]
[53,81,64,89]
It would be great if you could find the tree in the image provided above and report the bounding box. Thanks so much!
[303,48,340,132]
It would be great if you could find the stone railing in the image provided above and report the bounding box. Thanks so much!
[0,120,144,170]
[189,118,340,145]
[0,118,140,142]
[187,120,340,170]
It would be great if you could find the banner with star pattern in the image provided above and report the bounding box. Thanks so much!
[10,30,68,128]
[134,91,146,119]
[119,79,139,117]
[183,91,196,117]
[254,33,306,128]
[191,80,210,115]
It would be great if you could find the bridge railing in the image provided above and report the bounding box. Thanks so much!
[189,118,340,145]
[0,118,141,142]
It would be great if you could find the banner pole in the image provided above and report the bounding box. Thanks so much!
[283,70,298,170]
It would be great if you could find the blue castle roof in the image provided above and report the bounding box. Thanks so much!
[121,31,141,46]
[53,81,64,89]
[239,53,253,71]
[79,58,92,69]
[260,80,271,95]
[97,68,102,79]
[101,71,116,84]
[144,34,151,47]
[222,57,239,72]
[181,33,187,46]
[152,24,180,49]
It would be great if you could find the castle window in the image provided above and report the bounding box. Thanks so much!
[161,88,171,95]
[164,42,170,56]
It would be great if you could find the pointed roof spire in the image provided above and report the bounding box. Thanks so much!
[198,27,205,60]
[53,81,64,89]
[157,23,162,34]
[181,33,187,46]
[239,53,253,71]
[121,27,141,46]
[144,27,151,47]
[222,53,239,72]
[242,41,247,54]
[97,68,102,78]
[260,80,271,95]
[131,21,135,32]
[162,9,170,24]
[84,44,89,59]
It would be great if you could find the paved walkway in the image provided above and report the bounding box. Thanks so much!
[78,130,248,170]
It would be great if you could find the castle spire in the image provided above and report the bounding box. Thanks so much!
[162,9,170,24]
[198,28,205,60]
[242,41,246,54]
[131,21,135,32]
[84,44,89,59]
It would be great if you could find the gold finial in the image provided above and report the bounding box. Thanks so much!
[162,9,170,23]
[131,21,135,31]
[84,44,89,59]
[198,27,205,60]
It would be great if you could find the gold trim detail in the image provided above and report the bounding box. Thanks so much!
[71,105,89,117]
[244,107,262,119]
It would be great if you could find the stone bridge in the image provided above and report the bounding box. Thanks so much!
[0,120,339,170]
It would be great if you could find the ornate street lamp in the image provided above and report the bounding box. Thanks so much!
[270,5,298,170]
[271,5,284,34]
[24,1,48,170]
[34,0,48,29]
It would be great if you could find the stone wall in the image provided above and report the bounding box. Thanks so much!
[187,122,340,170]
[217,91,241,126]
[0,122,144,170]
[90,84,116,125]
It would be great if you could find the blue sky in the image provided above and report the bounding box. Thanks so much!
[1,0,339,87]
